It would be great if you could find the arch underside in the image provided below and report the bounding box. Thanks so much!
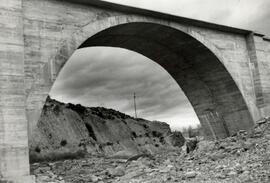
[76,22,253,138]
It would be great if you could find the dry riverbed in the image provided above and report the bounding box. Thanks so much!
[31,118,270,183]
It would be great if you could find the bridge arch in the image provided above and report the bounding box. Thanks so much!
[41,16,254,139]
[52,16,229,77]
[2,0,269,180]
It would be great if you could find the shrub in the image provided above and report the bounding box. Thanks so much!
[60,139,67,146]
[143,124,148,129]
[152,131,162,138]
[53,105,60,115]
[35,146,41,153]
[159,136,165,144]
[67,103,86,114]
[131,131,137,138]
[106,142,113,146]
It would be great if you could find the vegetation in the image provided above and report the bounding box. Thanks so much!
[152,131,163,138]
[106,142,113,146]
[60,139,67,146]
[131,131,137,138]
[35,146,41,153]
[143,124,149,129]
[159,136,165,144]
[66,103,86,114]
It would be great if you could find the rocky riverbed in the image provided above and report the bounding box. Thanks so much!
[31,117,270,183]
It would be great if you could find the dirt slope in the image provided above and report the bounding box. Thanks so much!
[29,97,185,160]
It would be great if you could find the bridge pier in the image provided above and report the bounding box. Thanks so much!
[0,0,35,182]
[247,33,270,117]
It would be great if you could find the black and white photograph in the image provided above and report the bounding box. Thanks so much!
[0,0,270,182]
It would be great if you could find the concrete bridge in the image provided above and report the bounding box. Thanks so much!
[1,0,270,182]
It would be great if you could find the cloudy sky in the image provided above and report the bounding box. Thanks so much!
[50,0,270,130]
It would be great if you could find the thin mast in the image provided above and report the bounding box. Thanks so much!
[133,92,137,118]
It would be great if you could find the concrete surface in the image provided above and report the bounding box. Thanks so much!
[1,0,270,181]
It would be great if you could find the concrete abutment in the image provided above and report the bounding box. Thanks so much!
[0,0,35,182]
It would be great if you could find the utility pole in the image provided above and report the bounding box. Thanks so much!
[133,92,137,118]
